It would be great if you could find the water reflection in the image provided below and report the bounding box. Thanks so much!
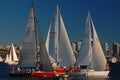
[3,77,109,80]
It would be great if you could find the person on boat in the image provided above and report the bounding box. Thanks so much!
[52,63,57,70]
[63,66,67,70]
[67,65,74,72]
[75,66,81,72]
[66,66,70,72]
[35,64,40,71]
[77,65,81,72]
[17,67,22,72]
[105,63,109,71]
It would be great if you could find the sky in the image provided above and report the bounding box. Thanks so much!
[0,0,120,47]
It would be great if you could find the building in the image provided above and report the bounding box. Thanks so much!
[71,41,82,59]
[112,42,120,58]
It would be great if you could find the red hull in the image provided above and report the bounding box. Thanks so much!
[30,68,66,77]
[31,71,54,77]
[55,68,66,75]
[9,68,66,78]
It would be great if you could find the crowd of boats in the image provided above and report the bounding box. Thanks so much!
[0,2,119,79]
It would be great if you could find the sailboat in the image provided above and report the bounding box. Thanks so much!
[45,5,76,67]
[74,12,109,77]
[18,2,53,77]
[9,3,66,78]
[5,43,18,65]
[0,56,3,62]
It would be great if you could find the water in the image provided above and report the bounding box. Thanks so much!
[0,70,109,80]
[0,74,109,80]
[0,76,109,80]
[0,62,109,80]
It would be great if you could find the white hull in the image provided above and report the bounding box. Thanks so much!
[66,71,87,80]
[86,70,109,78]
[66,72,86,76]
[7,61,18,65]
[66,70,109,79]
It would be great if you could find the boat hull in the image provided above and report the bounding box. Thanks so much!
[9,73,31,77]
[86,71,109,78]
[31,71,54,77]
[66,72,86,80]
[66,70,109,79]
[9,68,66,78]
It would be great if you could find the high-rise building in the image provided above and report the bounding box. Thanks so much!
[76,41,82,52]
[71,41,82,59]
[112,42,120,58]
[71,42,77,53]
[102,42,110,55]
[104,42,109,52]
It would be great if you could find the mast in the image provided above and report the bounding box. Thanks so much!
[33,3,38,61]
[46,5,76,67]
[54,5,59,63]
[88,12,93,69]
[49,5,59,63]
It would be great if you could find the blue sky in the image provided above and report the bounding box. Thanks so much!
[0,0,120,46]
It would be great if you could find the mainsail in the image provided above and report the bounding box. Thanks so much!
[75,12,93,68]
[19,3,52,71]
[19,3,37,67]
[46,5,76,67]
[75,12,106,71]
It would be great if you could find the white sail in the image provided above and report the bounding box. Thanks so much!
[75,12,92,68]
[5,43,18,65]
[45,25,51,53]
[91,18,107,71]
[12,43,19,62]
[46,5,76,67]
[59,13,76,66]
[0,56,3,62]
[19,3,37,67]
[9,50,12,62]
[48,5,59,62]
[45,25,56,63]
[75,12,106,71]
[5,54,9,63]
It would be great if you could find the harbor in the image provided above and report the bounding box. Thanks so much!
[0,4,110,80]
[0,0,120,80]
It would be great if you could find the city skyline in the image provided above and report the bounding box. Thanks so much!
[0,0,120,46]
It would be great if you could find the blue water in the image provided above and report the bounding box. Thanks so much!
[0,62,109,80]
[0,76,108,80]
